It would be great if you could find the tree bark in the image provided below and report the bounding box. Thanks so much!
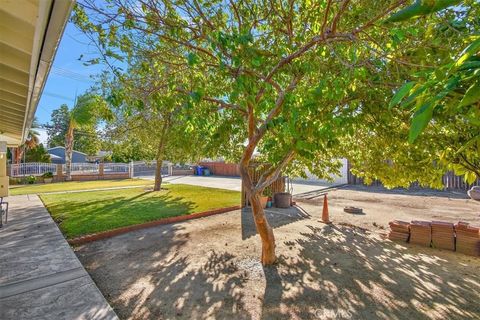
[153,154,164,191]
[239,161,277,265]
[65,122,74,181]
[13,147,22,164]
[250,191,276,265]
[153,121,169,191]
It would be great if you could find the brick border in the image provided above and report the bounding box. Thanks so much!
[68,205,241,246]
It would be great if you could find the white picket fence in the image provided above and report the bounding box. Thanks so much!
[8,161,178,178]
[131,160,171,177]
[70,163,99,174]
[9,162,131,177]
[104,163,130,174]
[10,163,57,177]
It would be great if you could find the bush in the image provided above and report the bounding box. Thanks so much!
[42,172,54,178]
[26,175,36,184]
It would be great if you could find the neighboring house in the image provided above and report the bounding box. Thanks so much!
[48,146,87,164]
[86,150,112,163]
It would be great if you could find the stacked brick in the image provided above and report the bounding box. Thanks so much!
[386,219,479,257]
[410,221,432,246]
[455,222,480,256]
[431,221,455,251]
[388,220,410,242]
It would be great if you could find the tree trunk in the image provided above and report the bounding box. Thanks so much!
[65,122,74,181]
[239,162,277,265]
[249,191,276,265]
[153,121,169,191]
[153,156,164,191]
[14,147,22,164]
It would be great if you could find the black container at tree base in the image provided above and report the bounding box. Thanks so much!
[274,192,292,208]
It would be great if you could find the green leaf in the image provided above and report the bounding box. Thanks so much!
[295,140,315,152]
[190,90,203,103]
[459,81,480,107]
[456,38,480,68]
[409,101,434,143]
[187,52,199,66]
[457,61,480,71]
[385,0,461,23]
[400,85,427,108]
[389,82,415,109]
[464,171,478,184]
[82,58,100,66]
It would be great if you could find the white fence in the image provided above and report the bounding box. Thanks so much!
[9,161,180,178]
[132,161,170,177]
[104,163,130,174]
[70,163,99,174]
[10,163,57,177]
[8,162,131,177]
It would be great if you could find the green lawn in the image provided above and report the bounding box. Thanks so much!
[41,184,240,238]
[9,179,152,195]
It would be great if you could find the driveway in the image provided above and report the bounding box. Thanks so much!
[139,175,337,195]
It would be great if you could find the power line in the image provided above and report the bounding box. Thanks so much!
[50,67,94,83]
[43,91,76,101]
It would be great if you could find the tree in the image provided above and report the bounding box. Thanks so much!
[386,4,480,182]
[14,117,40,164]
[25,144,51,163]
[47,104,101,155]
[63,93,110,180]
[100,59,214,190]
[74,0,477,265]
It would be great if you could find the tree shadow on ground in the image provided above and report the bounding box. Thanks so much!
[261,224,480,319]
[77,214,480,320]
[77,223,252,320]
[241,206,310,240]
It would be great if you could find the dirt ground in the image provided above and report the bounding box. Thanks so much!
[75,188,480,320]
[296,186,480,231]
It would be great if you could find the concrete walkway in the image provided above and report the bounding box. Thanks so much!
[0,195,118,320]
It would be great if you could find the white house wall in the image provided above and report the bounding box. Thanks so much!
[293,158,348,185]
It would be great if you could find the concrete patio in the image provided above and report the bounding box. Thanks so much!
[0,194,118,320]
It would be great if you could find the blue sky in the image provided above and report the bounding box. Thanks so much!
[35,21,105,143]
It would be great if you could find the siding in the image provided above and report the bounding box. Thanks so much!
[48,147,87,164]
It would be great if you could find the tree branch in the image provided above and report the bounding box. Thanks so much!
[331,0,350,34]
[255,149,296,192]
[321,0,333,35]
[353,0,407,35]
[257,74,303,137]
[175,87,247,115]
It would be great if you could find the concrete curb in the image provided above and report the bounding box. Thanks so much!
[68,205,241,246]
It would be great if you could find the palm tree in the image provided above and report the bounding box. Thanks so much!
[64,93,109,180]
[15,118,40,163]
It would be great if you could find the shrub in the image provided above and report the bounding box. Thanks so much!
[26,175,36,184]
[42,172,54,178]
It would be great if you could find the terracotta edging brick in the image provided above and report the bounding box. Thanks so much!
[68,205,241,246]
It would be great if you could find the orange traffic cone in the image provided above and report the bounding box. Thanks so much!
[321,194,331,224]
